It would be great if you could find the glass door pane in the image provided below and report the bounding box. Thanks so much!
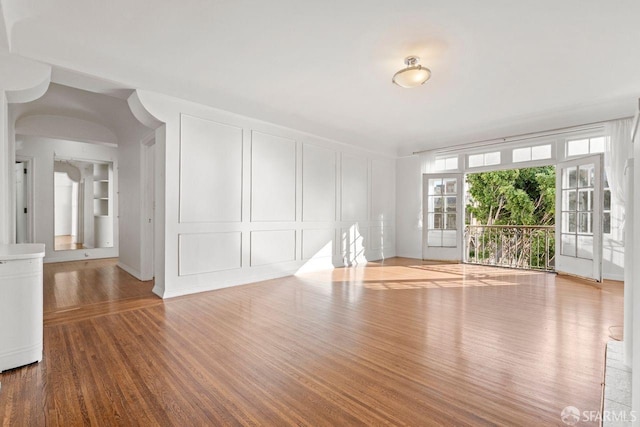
[423,173,463,261]
[555,154,603,281]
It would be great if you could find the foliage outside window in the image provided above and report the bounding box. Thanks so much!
[466,167,555,270]
[466,167,555,226]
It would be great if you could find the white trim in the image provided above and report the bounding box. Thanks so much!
[139,135,156,281]
[0,342,42,373]
[604,273,624,282]
[422,173,464,262]
[414,118,626,156]
[555,153,604,282]
[15,155,35,243]
[422,124,607,177]
[117,261,143,281]
[425,125,614,175]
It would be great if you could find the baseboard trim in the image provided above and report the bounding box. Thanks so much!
[117,262,142,281]
[0,342,42,372]
[603,273,624,282]
[161,252,395,299]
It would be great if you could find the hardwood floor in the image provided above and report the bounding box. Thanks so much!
[43,258,157,326]
[0,258,623,426]
[54,235,84,251]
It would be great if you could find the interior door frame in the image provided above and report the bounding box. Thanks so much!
[555,153,604,282]
[140,133,156,281]
[422,172,464,262]
[15,155,35,243]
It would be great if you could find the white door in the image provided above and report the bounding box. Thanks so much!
[422,173,464,261]
[555,154,603,281]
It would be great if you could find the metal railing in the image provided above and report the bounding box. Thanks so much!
[465,225,555,272]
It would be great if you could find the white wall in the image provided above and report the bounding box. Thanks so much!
[130,90,396,298]
[117,134,144,277]
[395,155,422,259]
[633,123,640,426]
[15,136,118,262]
[0,53,51,245]
[603,196,625,280]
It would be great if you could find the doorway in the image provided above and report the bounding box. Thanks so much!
[140,137,156,281]
[15,157,33,244]
[464,165,556,272]
[423,156,606,281]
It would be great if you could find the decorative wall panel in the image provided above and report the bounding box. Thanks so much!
[251,230,296,266]
[179,232,242,275]
[180,115,242,223]
[251,131,296,221]
[302,144,336,222]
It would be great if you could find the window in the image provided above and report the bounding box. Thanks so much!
[560,163,595,259]
[565,136,610,233]
[603,174,611,234]
[566,137,606,157]
[512,144,552,163]
[426,178,458,247]
[434,155,458,171]
[468,154,483,168]
[468,151,501,168]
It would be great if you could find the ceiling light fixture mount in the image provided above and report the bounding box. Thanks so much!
[392,56,431,88]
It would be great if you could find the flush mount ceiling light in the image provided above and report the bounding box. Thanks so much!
[392,56,431,88]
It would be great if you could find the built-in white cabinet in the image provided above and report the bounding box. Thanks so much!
[94,216,113,248]
[0,244,45,372]
[93,163,112,247]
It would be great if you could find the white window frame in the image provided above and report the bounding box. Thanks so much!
[432,154,460,172]
[427,126,610,175]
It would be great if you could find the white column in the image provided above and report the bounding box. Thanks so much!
[625,159,634,366]
[632,133,640,425]
[0,96,8,243]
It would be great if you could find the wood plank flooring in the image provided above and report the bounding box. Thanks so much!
[43,258,157,326]
[0,258,623,426]
[54,235,84,251]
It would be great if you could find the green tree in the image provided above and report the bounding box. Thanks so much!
[466,166,556,270]
[466,166,555,226]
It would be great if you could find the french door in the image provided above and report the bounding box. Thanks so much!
[555,154,604,281]
[422,173,464,261]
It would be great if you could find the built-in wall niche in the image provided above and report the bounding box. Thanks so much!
[53,158,114,251]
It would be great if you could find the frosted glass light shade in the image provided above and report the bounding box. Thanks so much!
[392,56,431,88]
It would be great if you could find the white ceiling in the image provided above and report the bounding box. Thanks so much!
[2,0,640,156]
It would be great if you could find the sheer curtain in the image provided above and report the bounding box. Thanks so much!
[605,118,633,208]
[419,150,436,174]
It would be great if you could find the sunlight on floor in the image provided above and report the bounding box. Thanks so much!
[297,260,552,291]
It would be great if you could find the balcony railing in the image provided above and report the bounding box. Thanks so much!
[465,225,555,272]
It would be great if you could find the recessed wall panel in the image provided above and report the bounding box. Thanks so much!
[251,230,296,266]
[302,229,335,259]
[180,115,242,223]
[302,144,336,222]
[341,154,368,221]
[251,132,296,221]
[179,232,241,276]
[371,159,395,222]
